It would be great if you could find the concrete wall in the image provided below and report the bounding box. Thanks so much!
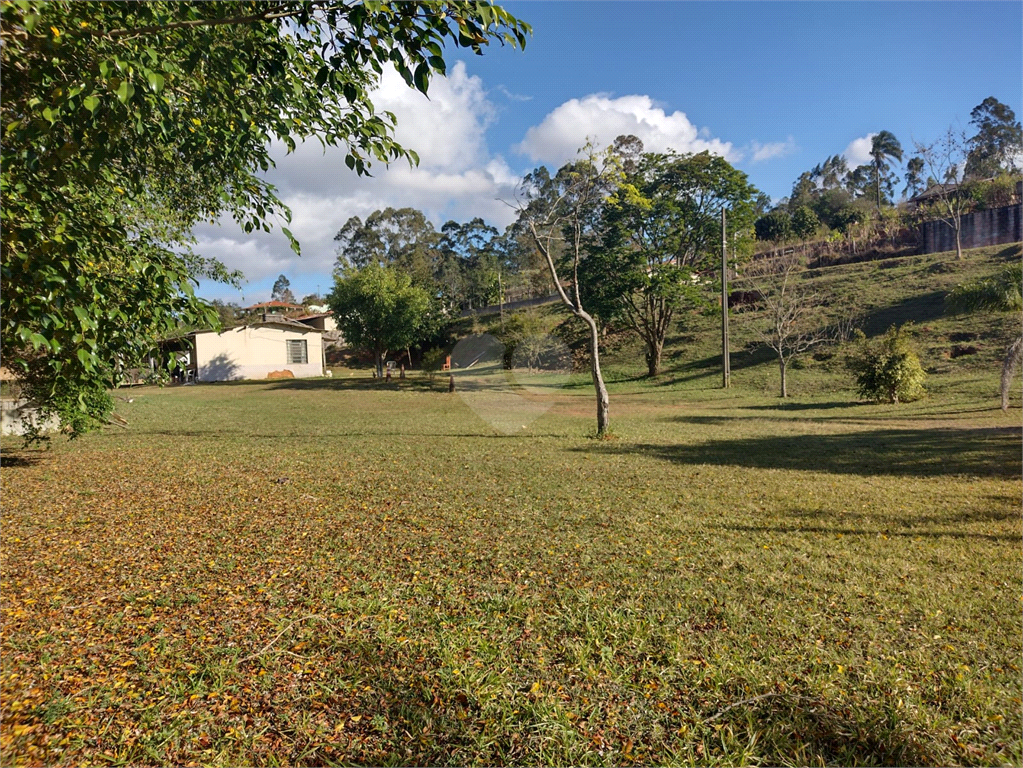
[1,399,60,436]
[921,201,1022,254]
[195,326,324,381]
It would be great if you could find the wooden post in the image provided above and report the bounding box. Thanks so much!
[722,208,730,389]
[448,374,455,393]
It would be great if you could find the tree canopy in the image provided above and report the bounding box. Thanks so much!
[964,97,1023,179]
[1,0,529,436]
[271,275,296,304]
[580,148,759,376]
[328,262,436,376]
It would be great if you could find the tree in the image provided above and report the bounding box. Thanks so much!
[870,131,904,209]
[845,164,875,199]
[300,293,324,307]
[328,263,436,378]
[582,149,759,377]
[964,97,1023,179]
[515,145,620,436]
[1,1,528,436]
[946,263,1023,410]
[271,275,296,304]
[903,156,926,199]
[334,207,442,287]
[810,154,850,191]
[439,218,502,310]
[755,209,793,243]
[741,254,844,397]
[791,205,820,241]
[914,128,972,260]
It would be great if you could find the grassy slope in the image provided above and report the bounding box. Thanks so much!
[1,244,1020,767]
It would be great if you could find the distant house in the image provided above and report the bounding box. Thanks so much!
[162,316,325,382]
[293,311,337,333]
[243,300,305,314]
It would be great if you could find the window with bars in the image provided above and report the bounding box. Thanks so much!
[286,339,308,365]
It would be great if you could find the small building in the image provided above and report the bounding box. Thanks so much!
[162,317,325,382]
[293,311,337,333]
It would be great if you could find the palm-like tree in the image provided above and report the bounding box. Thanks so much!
[902,156,925,199]
[870,131,904,209]
[946,263,1023,409]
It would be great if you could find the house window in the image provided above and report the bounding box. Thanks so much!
[286,339,308,365]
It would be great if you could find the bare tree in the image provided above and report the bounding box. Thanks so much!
[914,128,972,260]
[514,145,618,436]
[740,254,847,397]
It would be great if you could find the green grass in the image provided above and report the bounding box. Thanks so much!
[1,244,1021,766]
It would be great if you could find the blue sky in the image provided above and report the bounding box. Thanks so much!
[196,1,1023,304]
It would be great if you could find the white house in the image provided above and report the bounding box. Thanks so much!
[166,317,325,382]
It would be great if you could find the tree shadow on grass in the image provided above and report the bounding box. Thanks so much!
[716,522,1017,543]
[738,401,858,412]
[859,291,947,337]
[0,453,42,468]
[574,427,1021,479]
[707,689,954,766]
[266,376,441,393]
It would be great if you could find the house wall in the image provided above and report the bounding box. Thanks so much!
[195,326,323,381]
[921,201,1022,254]
[299,315,338,332]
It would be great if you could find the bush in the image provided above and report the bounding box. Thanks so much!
[848,325,926,403]
[420,347,449,382]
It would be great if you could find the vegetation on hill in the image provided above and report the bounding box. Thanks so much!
[450,244,1020,407]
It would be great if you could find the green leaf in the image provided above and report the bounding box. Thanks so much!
[146,71,165,92]
[83,95,100,113]
[282,227,301,256]
[413,62,429,94]
[116,80,134,104]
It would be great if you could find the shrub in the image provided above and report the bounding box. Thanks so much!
[420,347,448,382]
[848,325,926,403]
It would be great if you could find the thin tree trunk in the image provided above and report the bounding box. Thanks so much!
[955,226,963,261]
[779,356,787,398]
[875,160,881,210]
[585,314,610,436]
[1001,335,1022,411]
[375,349,385,379]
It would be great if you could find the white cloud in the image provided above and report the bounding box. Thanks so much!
[496,84,532,102]
[194,62,520,300]
[750,136,797,162]
[514,94,736,167]
[843,133,877,167]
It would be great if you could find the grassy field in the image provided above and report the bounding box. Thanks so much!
[1,245,1021,766]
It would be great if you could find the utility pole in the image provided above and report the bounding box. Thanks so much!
[721,208,730,389]
[498,268,504,330]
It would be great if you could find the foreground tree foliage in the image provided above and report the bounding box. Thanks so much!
[0,0,528,436]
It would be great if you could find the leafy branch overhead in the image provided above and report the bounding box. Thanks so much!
[0,0,529,437]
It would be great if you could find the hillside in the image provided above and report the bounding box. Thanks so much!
[458,243,1021,405]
